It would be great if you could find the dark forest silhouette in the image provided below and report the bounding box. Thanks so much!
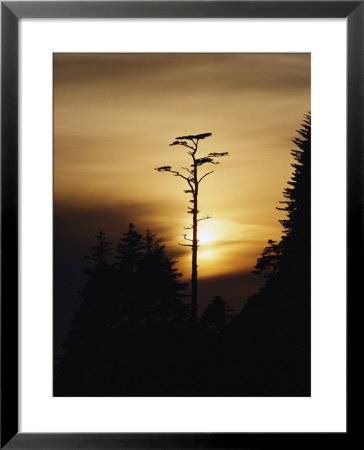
[228,113,311,395]
[55,115,311,396]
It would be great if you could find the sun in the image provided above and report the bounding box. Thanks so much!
[198,229,215,245]
[184,222,218,247]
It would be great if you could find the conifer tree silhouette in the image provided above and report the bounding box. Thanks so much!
[55,230,115,394]
[201,296,234,333]
[235,113,311,396]
[66,230,114,349]
[252,112,311,279]
[114,223,188,326]
[277,112,311,274]
[252,239,282,278]
[155,133,228,326]
[138,228,188,326]
[55,225,188,395]
[114,223,145,325]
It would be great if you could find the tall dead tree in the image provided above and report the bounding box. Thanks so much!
[155,133,228,326]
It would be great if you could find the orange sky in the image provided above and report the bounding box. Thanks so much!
[54,53,310,320]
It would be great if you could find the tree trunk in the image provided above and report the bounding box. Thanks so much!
[191,192,198,326]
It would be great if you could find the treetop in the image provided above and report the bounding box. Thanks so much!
[175,132,212,141]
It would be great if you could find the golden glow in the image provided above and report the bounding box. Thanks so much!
[198,230,215,245]
[198,249,214,260]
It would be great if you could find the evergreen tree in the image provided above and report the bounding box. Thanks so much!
[251,113,311,278]
[55,230,115,395]
[114,223,145,325]
[114,224,188,326]
[232,113,311,396]
[115,223,144,272]
[252,239,282,278]
[64,230,115,352]
[278,112,311,277]
[200,296,233,333]
[139,229,188,326]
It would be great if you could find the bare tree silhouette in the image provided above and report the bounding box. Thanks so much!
[155,133,228,325]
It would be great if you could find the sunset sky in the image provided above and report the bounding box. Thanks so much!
[54,53,310,352]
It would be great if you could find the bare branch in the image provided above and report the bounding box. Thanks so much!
[197,215,212,222]
[174,172,193,182]
[182,167,194,176]
[156,166,197,189]
[198,171,214,183]
[186,179,195,193]
[182,142,195,150]
[170,140,195,150]
[171,170,191,182]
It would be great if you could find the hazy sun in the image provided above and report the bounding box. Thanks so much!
[198,230,215,245]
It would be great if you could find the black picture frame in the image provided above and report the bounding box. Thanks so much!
[1,1,356,448]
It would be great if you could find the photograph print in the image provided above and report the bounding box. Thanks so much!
[53,53,311,397]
